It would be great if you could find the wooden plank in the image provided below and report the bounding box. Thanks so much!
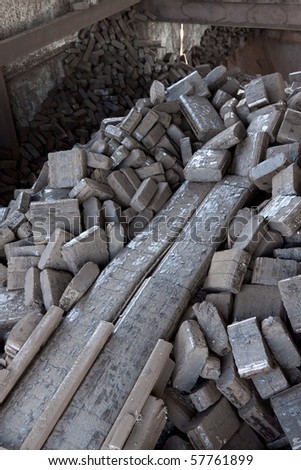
[0,0,141,66]
[0,68,19,159]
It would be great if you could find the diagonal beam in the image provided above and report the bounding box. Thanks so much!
[0,0,140,66]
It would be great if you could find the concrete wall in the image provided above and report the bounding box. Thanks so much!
[0,0,70,40]
[1,0,77,128]
[135,21,208,59]
[141,0,301,30]
[231,30,301,79]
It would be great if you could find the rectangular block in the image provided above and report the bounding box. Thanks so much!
[247,110,283,143]
[202,122,246,151]
[189,381,221,413]
[187,397,240,450]
[7,256,40,291]
[62,226,109,274]
[216,353,253,408]
[277,108,301,144]
[266,142,301,164]
[222,423,265,450]
[194,301,230,357]
[184,149,231,182]
[123,396,167,450]
[272,163,301,198]
[130,178,157,212]
[132,110,159,141]
[227,317,273,378]
[204,292,233,325]
[86,152,112,170]
[30,199,82,243]
[82,197,103,230]
[69,178,114,204]
[251,257,299,286]
[252,364,289,400]
[261,73,286,103]
[204,65,228,92]
[204,248,251,294]
[278,275,301,334]
[148,182,172,214]
[135,163,164,180]
[230,132,269,176]
[107,171,136,207]
[200,354,221,381]
[59,262,100,312]
[271,384,301,449]
[238,394,281,443]
[120,148,147,169]
[0,288,41,330]
[40,269,72,311]
[166,70,210,102]
[249,154,290,192]
[260,194,301,237]
[48,149,86,188]
[245,77,269,110]
[172,320,208,393]
[180,137,193,166]
[179,95,225,142]
[24,267,43,309]
[38,228,73,271]
[232,214,267,254]
[120,108,142,134]
[163,387,196,434]
[274,247,301,261]
[233,285,284,322]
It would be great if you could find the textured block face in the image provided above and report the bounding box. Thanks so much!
[260,194,301,237]
[187,397,240,450]
[216,353,252,408]
[189,381,221,413]
[278,275,301,333]
[227,318,273,378]
[166,70,210,102]
[247,110,283,143]
[277,108,301,144]
[271,384,301,449]
[202,122,246,151]
[245,77,269,110]
[62,226,109,274]
[230,132,269,177]
[179,95,225,142]
[252,365,289,400]
[238,394,282,443]
[194,301,231,357]
[262,316,301,369]
[48,149,87,188]
[266,142,301,164]
[204,248,251,294]
[272,163,301,198]
[30,199,82,243]
[233,285,284,322]
[172,320,209,393]
[249,154,290,192]
[251,257,299,286]
[184,149,231,182]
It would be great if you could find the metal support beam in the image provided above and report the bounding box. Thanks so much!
[0,68,19,159]
[142,0,301,30]
[0,0,140,66]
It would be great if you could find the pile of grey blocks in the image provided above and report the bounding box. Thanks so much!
[2,58,301,451]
